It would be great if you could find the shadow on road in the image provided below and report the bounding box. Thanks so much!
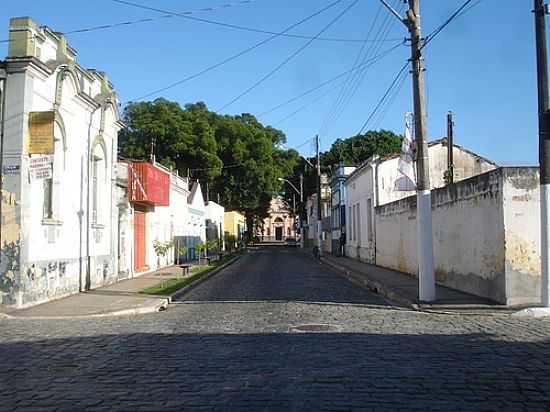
[3,331,550,410]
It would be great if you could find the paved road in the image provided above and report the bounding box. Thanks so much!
[179,247,388,305]
[2,247,550,411]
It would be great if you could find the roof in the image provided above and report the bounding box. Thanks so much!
[345,138,498,185]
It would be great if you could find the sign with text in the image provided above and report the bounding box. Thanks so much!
[29,155,53,181]
[28,111,55,154]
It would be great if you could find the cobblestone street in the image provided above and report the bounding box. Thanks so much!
[2,248,550,411]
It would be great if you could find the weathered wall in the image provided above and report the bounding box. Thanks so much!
[502,168,541,306]
[374,168,539,304]
[1,18,122,308]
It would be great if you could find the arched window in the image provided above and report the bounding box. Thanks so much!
[91,141,107,224]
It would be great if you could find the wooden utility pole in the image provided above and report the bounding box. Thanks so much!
[405,0,435,301]
[380,0,435,301]
[534,0,550,307]
[447,111,454,184]
[316,135,323,257]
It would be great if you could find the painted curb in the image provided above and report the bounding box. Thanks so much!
[512,307,550,318]
[0,298,169,320]
[169,254,244,302]
[320,257,415,308]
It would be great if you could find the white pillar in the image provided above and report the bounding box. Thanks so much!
[542,184,550,307]
[417,189,435,302]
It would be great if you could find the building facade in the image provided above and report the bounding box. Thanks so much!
[257,196,296,242]
[205,201,225,252]
[330,164,356,256]
[0,18,123,308]
[224,211,246,248]
[116,161,192,276]
[344,139,498,263]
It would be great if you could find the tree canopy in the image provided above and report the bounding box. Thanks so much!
[119,99,300,234]
[280,129,402,210]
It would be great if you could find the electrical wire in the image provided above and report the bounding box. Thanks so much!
[356,61,409,136]
[216,0,360,113]
[0,0,261,43]
[113,0,402,45]
[125,0,346,102]
[273,80,349,126]
[422,0,474,50]
[258,41,404,118]
[318,0,405,137]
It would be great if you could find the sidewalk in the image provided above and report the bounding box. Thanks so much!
[321,254,507,310]
[1,265,184,319]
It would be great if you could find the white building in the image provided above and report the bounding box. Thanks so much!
[116,161,192,276]
[345,139,497,262]
[205,200,225,251]
[0,17,123,308]
[257,196,296,242]
[184,181,207,260]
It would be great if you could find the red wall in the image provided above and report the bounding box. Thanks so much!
[128,162,170,206]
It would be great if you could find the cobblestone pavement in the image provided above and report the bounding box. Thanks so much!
[2,248,550,411]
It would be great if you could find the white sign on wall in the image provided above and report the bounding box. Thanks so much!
[29,155,53,181]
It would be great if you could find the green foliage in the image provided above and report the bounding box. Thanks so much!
[152,239,173,257]
[320,129,402,168]
[206,239,219,254]
[224,233,237,252]
[194,241,205,255]
[119,99,299,230]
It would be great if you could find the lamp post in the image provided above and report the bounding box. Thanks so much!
[278,177,304,247]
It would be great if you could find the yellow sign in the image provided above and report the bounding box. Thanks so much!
[28,111,55,154]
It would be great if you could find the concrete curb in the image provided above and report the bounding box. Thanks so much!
[0,298,169,320]
[168,254,243,302]
[320,257,415,308]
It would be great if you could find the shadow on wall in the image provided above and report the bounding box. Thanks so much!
[0,331,550,409]
[173,236,202,262]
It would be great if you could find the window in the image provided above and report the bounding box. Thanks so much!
[348,206,353,242]
[353,204,357,242]
[357,202,361,245]
[91,143,106,225]
[43,135,63,221]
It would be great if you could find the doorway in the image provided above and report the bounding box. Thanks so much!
[275,226,283,241]
[134,208,147,272]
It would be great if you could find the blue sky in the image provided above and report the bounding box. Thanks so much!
[0,0,542,164]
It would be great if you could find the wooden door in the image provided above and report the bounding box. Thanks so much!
[134,209,146,271]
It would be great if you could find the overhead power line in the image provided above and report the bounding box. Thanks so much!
[422,0,475,49]
[356,61,409,136]
[125,0,346,102]
[111,0,402,44]
[258,40,404,117]
[0,0,261,43]
[216,0,360,113]
[354,0,483,137]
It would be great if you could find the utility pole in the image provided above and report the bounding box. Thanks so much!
[316,135,323,257]
[299,174,304,248]
[447,111,454,185]
[534,0,550,307]
[407,0,435,301]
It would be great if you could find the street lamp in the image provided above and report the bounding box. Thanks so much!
[278,176,304,248]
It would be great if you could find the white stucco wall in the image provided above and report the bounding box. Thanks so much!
[374,168,541,305]
[0,18,122,308]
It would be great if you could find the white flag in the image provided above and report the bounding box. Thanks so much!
[395,112,416,191]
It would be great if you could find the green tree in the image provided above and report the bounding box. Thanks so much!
[119,100,299,236]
